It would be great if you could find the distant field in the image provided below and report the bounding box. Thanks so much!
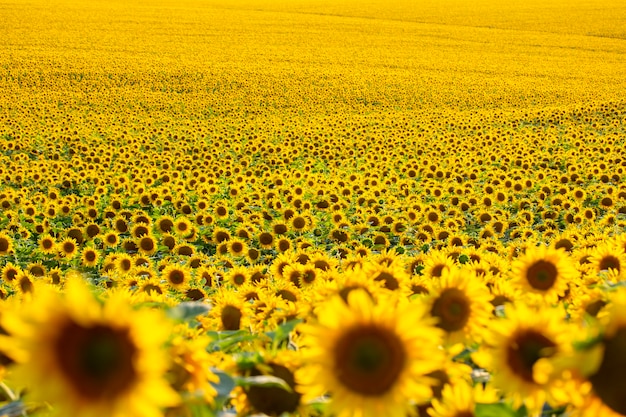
[0,1,625,416]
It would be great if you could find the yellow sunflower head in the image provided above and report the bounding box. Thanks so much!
[576,288,626,417]
[427,380,495,417]
[589,243,626,281]
[297,289,445,417]
[475,302,575,413]
[1,277,179,417]
[510,245,579,304]
[425,267,493,345]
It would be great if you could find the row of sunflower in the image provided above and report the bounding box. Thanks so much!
[1,0,626,414]
[1,241,626,416]
[0,100,625,417]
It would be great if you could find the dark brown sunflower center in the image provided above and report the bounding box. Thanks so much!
[411,284,429,295]
[55,322,137,400]
[259,233,273,246]
[292,217,306,229]
[526,260,558,290]
[19,276,34,293]
[431,288,470,332]
[426,369,450,400]
[490,295,511,309]
[588,327,626,415]
[374,271,399,290]
[338,285,373,304]
[139,238,154,251]
[584,300,607,317]
[599,256,620,272]
[431,264,446,278]
[142,283,163,294]
[232,274,246,286]
[63,242,76,254]
[221,305,242,330]
[0,238,9,252]
[30,266,45,276]
[302,270,316,284]
[169,270,185,285]
[334,324,406,396]
[506,330,556,384]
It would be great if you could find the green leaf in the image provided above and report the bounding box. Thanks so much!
[233,351,265,370]
[210,368,236,410]
[234,375,293,393]
[573,332,603,350]
[166,301,212,321]
[0,400,26,417]
[188,403,217,417]
[265,318,302,348]
[475,403,521,417]
[206,330,258,352]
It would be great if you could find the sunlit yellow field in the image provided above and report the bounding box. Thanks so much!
[0,1,625,416]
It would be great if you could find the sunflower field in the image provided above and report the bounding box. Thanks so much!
[0,0,626,416]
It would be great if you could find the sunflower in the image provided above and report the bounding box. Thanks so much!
[80,247,101,268]
[290,214,310,233]
[0,277,179,417]
[136,234,158,256]
[362,261,410,293]
[111,216,129,234]
[422,250,455,279]
[275,236,293,253]
[102,231,120,248]
[84,222,102,240]
[237,350,305,416]
[46,267,64,286]
[167,331,218,404]
[130,222,151,239]
[0,232,14,256]
[589,243,626,281]
[114,253,134,275]
[196,265,220,288]
[136,277,167,297]
[155,215,175,234]
[227,238,248,257]
[200,289,249,332]
[414,343,474,416]
[257,231,275,249]
[425,267,493,344]
[572,289,626,416]
[298,264,321,289]
[474,303,574,414]
[428,381,499,417]
[38,233,57,255]
[296,289,445,417]
[58,237,79,260]
[12,270,36,295]
[283,263,305,288]
[269,252,297,281]
[225,266,250,288]
[161,264,192,291]
[510,245,578,304]
[161,233,178,251]
[173,217,193,237]
[27,262,46,278]
[212,226,231,245]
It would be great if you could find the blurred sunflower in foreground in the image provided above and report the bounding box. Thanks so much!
[567,288,626,417]
[296,288,445,417]
[0,277,179,417]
